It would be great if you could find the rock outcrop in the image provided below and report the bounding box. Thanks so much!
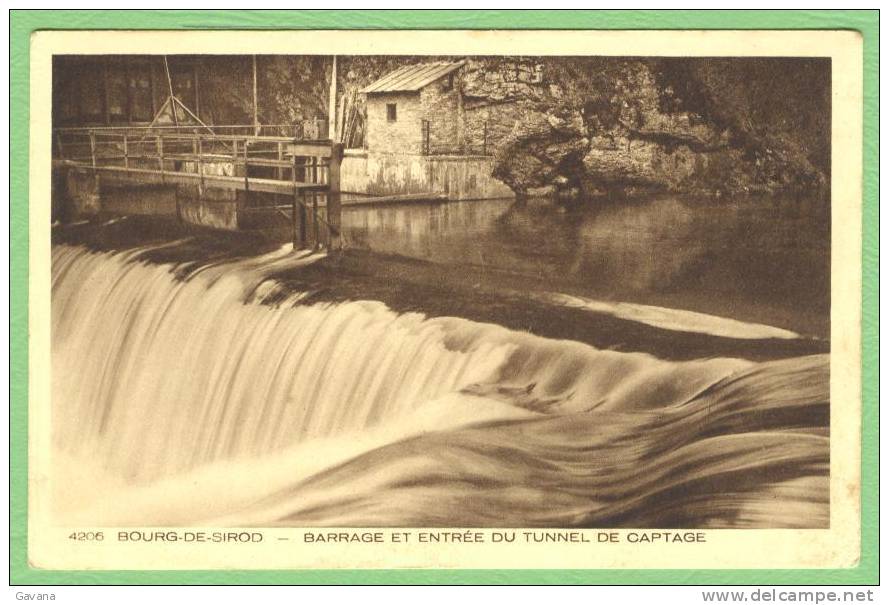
[461,57,829,198]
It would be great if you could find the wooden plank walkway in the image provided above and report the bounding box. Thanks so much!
[53,128,336,195]
[53,126,345,251]
[54,161,328,196]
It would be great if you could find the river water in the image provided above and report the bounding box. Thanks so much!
[343,195,830,339]
[49,193,830,528]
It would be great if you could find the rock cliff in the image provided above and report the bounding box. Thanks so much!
[462,57,829,198]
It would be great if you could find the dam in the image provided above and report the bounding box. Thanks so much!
[50,192,830,528]
[46,52,832,531]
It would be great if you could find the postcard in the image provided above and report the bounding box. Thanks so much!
[21,25,865,575]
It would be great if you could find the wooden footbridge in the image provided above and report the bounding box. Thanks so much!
[52,125,344,251]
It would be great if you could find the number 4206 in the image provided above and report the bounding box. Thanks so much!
[68,531,104,541]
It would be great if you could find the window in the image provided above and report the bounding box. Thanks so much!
[442,73,454,92]
[386,103,397,122]
[128,65,154,122]
[106,65,129,123]
[78,68,106,123]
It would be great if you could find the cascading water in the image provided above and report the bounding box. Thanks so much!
[51,243,829,528]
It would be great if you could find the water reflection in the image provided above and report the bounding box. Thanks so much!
[342,195,830,338]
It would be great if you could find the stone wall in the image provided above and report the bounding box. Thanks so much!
[64,169,102,215]
[366,92,423,154]
[58,165,242,229]
[419,76,462,154]
[341,150,513,201]
[460,59,547,156]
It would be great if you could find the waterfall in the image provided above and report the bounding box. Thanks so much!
[51,244,829,528]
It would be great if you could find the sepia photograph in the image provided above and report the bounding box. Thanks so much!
[16,22,870,578]
[49,50,832,529]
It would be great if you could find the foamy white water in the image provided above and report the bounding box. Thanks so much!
[548,292,801,340]
[50,244,829,528]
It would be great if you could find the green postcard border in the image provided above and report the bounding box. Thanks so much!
[9,9,879,586]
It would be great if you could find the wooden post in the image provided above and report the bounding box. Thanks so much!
[327,142,343,251]
[309,155,318,248]
[276,142,283,181]
[299,195,307,247]
[123,134,129,171]
[291,152,300,251]
[337,93,346,144]
[55,133,65,159]
[312,193,319,250]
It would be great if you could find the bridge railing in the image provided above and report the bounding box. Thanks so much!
[53,128,334,186]
[53,120,328,149]
[53,126,343,251]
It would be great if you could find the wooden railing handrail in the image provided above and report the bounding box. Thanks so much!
[53,128,343,250]
[54,122,328,137]
[54,123,303,131]
[56,132,332,145]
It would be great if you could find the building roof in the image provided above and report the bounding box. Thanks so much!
[359,61,465,94]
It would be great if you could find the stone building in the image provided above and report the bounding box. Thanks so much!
[360,61,470,155]
[339,60,514,200]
